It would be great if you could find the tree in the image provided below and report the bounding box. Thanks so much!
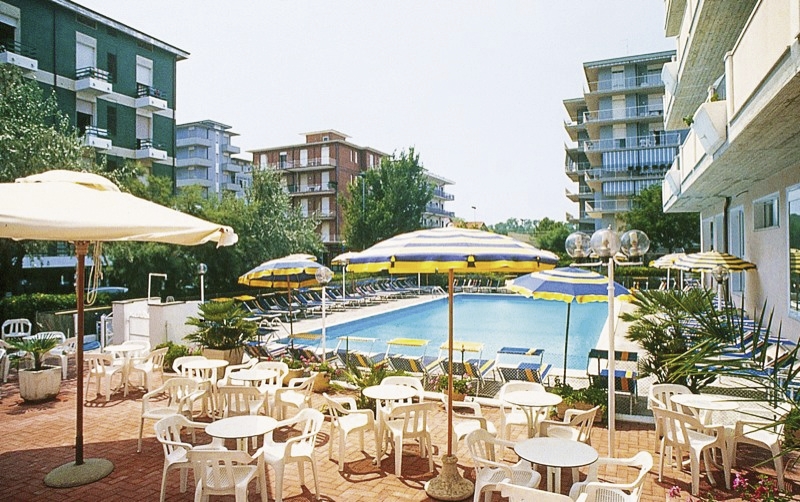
[532,218,574,263]
[621,184,699,253]
[104,168,322,297]
[490,218,538,236]
[0,65,86,294]
[341,148,433,250]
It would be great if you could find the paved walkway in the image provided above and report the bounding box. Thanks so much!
[0,364,795,501]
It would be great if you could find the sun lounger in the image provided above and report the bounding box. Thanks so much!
[438,341,496,396]
[587,349,639,413]
[385,338,440,386]
[336,336,385,370]
[287,333,336,363]
[494,347,551,384]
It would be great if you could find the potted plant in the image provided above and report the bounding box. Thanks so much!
[185,300,258,366]
[282,356,305,385]
[548,378,606,422]
[307,360,337,393]
[436,375,476,401]
[8,335,62,402]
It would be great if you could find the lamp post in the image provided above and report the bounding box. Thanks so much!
[315,266,334,362]
[197,263,207,303]
[711,264,728,310]
[358,172,366,215]
[565,227,649,455]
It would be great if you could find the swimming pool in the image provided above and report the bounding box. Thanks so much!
[307,294,608,371]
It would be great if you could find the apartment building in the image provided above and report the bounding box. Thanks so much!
[564,50,686,232]
[250,130,386,258]
[0,0,187,176]
[422,171,455,228]
[176,120,252,200]
[660,0,800,332]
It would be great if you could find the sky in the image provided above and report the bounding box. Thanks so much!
[74,0,673,226]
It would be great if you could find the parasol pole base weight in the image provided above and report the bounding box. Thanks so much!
[425,454,474,501]
[44,458,114,488]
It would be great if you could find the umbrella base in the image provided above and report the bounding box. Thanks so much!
[44,458,114,488]
[425,455,474,501]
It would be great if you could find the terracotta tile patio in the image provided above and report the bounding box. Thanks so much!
[0,365,795,501]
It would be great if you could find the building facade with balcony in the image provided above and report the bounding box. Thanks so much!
[660,0,800,332]
[250,130,386,259]
[0,0,186,177]
[176,120,252,200]
[564,50,686,232]
[422,170,455,228]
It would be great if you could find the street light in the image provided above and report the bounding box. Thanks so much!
[711,264,729,310]
[315,266,334,362]
[197,263,207,303]
[565,227,649,455]
[358,172,367,215]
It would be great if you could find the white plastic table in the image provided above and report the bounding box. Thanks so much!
[183,358,229,382]
[205,415,278,450]
[229,368,278,386]
[502,390,562,437]
[514,437,598,493]
[104,344,141,396]
[363,384,418,462]
[670,393,739,424]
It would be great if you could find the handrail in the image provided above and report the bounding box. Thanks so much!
[0,39,37,58]
[136,83,167,100]
[75,66,112,83]
[83,126,109,138]
[271,157,338,169]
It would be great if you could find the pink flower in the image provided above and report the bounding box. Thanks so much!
[732,472,746,490]
[668,486,681,497]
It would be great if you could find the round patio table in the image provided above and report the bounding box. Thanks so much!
[205,415,278,451]
[502,390,562,438]
[514,437,598,493]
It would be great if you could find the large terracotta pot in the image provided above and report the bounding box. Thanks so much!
[18,365,61,402]
[283,368,304,386]
[312,372,331,393]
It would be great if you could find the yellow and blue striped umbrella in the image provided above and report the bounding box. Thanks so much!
[346,227,559,274]
[347,227,557,462]
[508,267,631,382]
[673,250,756,272]
[237,253,322,289]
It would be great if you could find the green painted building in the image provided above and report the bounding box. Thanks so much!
[0,0,188,176]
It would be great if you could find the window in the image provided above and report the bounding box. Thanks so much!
[107,53,117,83]
[730,206,745,293]
[754,194,778,230]
[106,106,116,136]
[789,186,800,313]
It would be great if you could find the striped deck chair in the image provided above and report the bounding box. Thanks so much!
[587,349,639,413]
[287,333,336,363]
[497,362,552,384]
[385,338,440,386]
[336,336,385,371]
[438,341,496,396]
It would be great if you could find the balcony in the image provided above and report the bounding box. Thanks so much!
[582,105,663,124]
[75,67,112,96]
[134,84,168,112]
[176,136,212,148]
[286,182,337,195]
[432,187,455,201]
[586,73,665,95]
[424,204,455,217]
[583,132,682,153]
[585,199,632,218]
[271,157,337,171]
[316,210,337,220]
[82,126,111,150]
[223,143,240,154]
[176,156,213,168]
[0,40,37,72]
[663,0,800,213]
[662,0,756,130]
[135,139,167,161]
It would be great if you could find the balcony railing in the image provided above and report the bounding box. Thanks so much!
[136,83,166,100]
[565,160,591,173]
[583,132,682,152]
[0,39,37,59]
[286,182,337,194]
[82,126,111,150]
[582,105,664,123]
[271,157,337,170]
[425,204,455,217]
[137,139,165,150]
[432,187,455,200]
[589,74,663,93]
[84,126,109,139]
[586,199,633,214]
[76,67,112,83]
[176,168,210,181]
[316,210,337,219]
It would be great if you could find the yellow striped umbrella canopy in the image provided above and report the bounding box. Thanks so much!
[237,253,322,289]
[649,252,687,269]
[791,248,800,274]
[346,227,559,274]
[673,250,756,272]
[347,226,557,465]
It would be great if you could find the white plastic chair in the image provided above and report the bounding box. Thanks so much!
[188,448,266,502]
[216,358,258,386]
[255,407,324,502]
[218,385,270,449]
[381,375,425,403]
[732,403,789,492]
[153,414,227,502]
[273,372,316,420]
[568,451,653,502]
[128,346,167,392]
[172,355,207,376]
[253,360,289,404]
[441,394,497,456]
[24,331,66,376]
[380,401,436,475]
[498,381,546,440]
[0,348,5,396]
[540,405,600,485]
[498,480,573,501]
[322,393,377,471]
[648,383,690,466]
[0,340,10,383]
[43,335,76,380]
[652,407,730,496]
[466,428,541,502]
[84,352,125,401]
[1,318,31,341]
[138,376,207,452]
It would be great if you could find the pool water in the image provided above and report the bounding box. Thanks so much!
[309,294,608,371]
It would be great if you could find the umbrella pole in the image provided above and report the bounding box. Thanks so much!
[287,285,294,337]
[425,268,474,500]
[563,303,571,383]
[44,242,113,487]
[607,258,616,456]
